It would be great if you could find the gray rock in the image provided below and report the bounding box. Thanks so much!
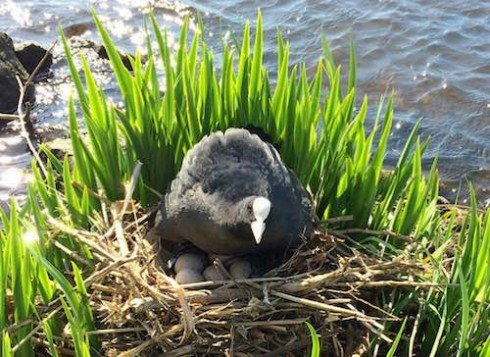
[0,32,34,114]
[154,128,313,256]
[62,22,92,38]
[14,43,53,75]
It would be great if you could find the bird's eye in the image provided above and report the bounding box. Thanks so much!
[247,205,254,217]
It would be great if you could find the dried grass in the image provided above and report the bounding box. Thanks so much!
[30,200,436,357]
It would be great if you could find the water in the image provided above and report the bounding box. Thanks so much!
[0,0,489,204]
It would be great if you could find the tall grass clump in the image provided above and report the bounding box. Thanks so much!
[58,10,440,239]
[0,9,488,356]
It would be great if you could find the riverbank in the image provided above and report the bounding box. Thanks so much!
[2,1,490,207]
[1,11,489,356]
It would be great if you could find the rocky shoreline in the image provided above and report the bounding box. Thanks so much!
[0,30,136,206]
[0,33,54,219]
[0,32,52,116]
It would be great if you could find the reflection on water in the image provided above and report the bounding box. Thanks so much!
[0,0,489,204]
[0,135,31,201]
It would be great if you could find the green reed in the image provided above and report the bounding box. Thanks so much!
[0,9,488,356]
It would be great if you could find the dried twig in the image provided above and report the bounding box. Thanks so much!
[15,41,56,178]
[318,215,354,225]
[16,201,441,356]
[329,227,414,243]
[11,307,62,353]
[0,113,20,121]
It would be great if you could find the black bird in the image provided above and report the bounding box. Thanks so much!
[153,128,313,256]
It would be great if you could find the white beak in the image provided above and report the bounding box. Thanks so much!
[251,220,266,244]
[253,197,271,221]
[250,197,271,244]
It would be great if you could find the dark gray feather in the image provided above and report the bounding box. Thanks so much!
[155,128,313,255]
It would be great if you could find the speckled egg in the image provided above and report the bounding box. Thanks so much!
[229,260,252,279]
[174,253,205,273]
[175,268,204,284]
[203,265,227,281]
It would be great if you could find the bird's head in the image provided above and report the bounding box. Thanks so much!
[242,196,271,245]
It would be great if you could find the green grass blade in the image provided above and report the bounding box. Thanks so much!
[347,36,357,92]
[2,331,13,357]
[250,10,263,97]
[305,322,320,357]
[386,317,408,357]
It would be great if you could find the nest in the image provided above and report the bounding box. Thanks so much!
[36,203,431,357]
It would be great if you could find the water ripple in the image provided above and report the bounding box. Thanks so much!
[0,0,489,203]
